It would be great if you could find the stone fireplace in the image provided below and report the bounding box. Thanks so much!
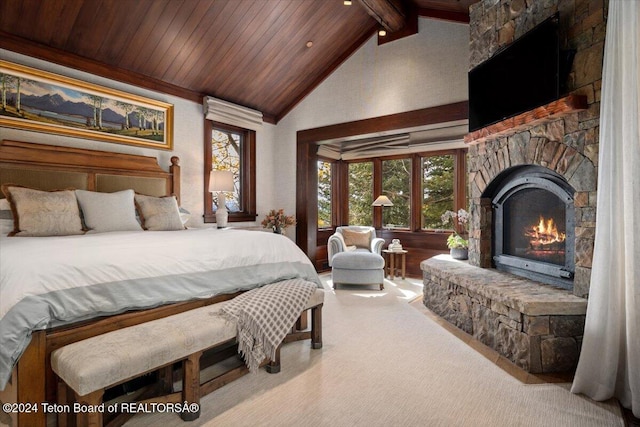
[422,0,605,373]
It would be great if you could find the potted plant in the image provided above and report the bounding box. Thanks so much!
[441,209,469,260]
[261,209,296,234]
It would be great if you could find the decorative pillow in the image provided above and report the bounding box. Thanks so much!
[179,207,191,226]
[75,189,142,233]
[1,185,84,237]
[341,228,372,249]
[134,194,185,231]
[0,198,14,236]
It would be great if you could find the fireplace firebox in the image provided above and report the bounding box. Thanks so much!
[489,166,575,290]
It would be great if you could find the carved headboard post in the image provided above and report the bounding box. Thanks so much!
[170,156,181,204]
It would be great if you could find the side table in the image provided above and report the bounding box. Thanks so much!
[382,249,408,280]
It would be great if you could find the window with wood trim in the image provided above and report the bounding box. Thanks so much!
[348,161,374,226]
[421,154,455,230]
[317,160,333,229]
[382,158,411,229]
[341,149,466,230]
[204,120,256,223]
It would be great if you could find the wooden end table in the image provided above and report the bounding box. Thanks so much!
[382,249,408,280]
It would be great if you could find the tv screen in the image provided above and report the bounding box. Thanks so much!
[468,14,560,132]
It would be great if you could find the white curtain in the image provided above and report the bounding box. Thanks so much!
[570,0,640,417]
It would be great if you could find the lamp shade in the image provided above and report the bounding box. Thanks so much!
[372,195,393,207]
[209,170,234,192]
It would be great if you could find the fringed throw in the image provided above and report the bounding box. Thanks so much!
[220,279,317,373]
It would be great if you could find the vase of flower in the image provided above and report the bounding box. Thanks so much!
[441,209,470,260]
[261,209,296,234]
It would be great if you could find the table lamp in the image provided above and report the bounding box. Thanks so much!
[209,170,234,228]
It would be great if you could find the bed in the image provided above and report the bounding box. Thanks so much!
[0,140,322,427]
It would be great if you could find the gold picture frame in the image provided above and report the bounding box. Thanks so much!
[0,60,173,150]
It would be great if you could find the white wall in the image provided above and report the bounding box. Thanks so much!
[0,49,277,228]
[272,18,470,216]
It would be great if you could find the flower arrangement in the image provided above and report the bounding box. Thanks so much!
[441,208,469,249]
[261,209,296,233]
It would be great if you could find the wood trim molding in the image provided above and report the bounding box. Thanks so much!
[298,101,469,144]
[418,8,470,24]
[464,95,588,145]
[359,0,407,32]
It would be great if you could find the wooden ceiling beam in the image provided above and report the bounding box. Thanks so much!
[357,0,406,32]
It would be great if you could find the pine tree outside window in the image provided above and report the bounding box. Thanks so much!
[317,160,332,228]
[348,161,373,225]
[421,155,455,230]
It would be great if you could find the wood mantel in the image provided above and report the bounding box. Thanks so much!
[464,95,588,145]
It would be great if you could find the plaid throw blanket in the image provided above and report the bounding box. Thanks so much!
[220,279,317,373]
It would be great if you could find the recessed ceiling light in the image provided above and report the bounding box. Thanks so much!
[306,41,313,48]
[344,0,352,5]
[378,29,387,37]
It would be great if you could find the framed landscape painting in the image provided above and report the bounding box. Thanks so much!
[0,60,173,150]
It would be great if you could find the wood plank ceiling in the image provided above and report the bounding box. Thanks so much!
[0,0,476,124]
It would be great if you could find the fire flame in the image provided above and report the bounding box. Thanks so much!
[525,216,566,245]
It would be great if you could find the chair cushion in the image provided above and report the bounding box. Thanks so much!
[341,228,371,249]
[332,252,384,270]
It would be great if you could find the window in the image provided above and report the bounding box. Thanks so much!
[382,158,411,229]
[204,121,256,223]
[348,161,373,225]
[421,154,455,230]
[339,149,465,231]
[317,160,332,228]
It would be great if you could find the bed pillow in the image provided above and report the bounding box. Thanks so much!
[179,207,191,226]
[134,194,185,231]
[341,228,372,249]
[75,189,142,233]
[1,185,84,237]
[0,198,15,236]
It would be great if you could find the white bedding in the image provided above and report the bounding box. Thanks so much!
[0,227,321,389]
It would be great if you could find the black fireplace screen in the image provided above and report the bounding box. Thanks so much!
[503,188,566,266]
[489,166,575,290]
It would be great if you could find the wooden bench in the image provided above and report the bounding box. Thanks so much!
[51,290,324,427]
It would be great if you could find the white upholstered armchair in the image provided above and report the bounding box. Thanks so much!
[328,226,386,289]
[327,226,385,266]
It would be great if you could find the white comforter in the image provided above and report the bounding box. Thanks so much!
[0,227,320,389]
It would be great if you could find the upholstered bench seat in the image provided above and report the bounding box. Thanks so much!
[51,288,325,427]
[331,251,385,290]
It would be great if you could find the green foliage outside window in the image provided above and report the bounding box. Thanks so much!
[348,162,373,225]
[422,155,454,229]
[317,160,332,228]
[382,158,411,228]
[211,129,240,212]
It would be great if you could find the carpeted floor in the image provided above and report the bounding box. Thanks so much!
[123,274,623,427]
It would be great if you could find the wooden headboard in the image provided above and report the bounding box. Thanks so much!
[0,140,180,203]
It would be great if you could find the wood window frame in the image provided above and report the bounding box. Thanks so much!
[339,150,466,231]
[203,120,257,223]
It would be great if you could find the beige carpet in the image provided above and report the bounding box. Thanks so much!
[123,274,623,427]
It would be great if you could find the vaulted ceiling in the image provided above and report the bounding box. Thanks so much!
[0,0,476,123]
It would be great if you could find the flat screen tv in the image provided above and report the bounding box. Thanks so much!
[468,14,562,132]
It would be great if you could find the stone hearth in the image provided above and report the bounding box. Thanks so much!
[422,256,586,373]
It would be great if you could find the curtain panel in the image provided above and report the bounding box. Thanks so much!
[570,0,640,417]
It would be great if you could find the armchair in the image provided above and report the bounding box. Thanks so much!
[327,226,385,266]
[328,226,386,290]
